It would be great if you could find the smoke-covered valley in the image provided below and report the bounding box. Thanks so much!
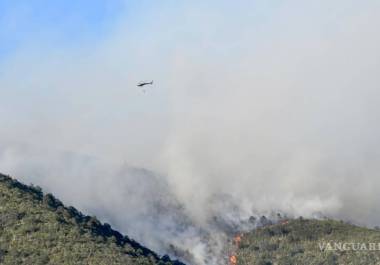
[1,1,380,264]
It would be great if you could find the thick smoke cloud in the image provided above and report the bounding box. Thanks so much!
[1,1,380,264]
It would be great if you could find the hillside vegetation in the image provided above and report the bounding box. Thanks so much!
[0,173,182,265]
[3,172,380,265]
[235,218,380,265]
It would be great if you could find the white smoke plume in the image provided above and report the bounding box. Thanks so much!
[1,1,380,264]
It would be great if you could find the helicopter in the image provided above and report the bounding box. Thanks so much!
[137,80,153,87]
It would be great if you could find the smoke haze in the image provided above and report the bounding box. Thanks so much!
[1,1,380,264]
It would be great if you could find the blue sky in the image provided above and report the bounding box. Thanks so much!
[0,1,287,61]
[0,0,127,59]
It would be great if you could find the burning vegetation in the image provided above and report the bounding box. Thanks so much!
[228,234,243,265]
[229,255,237,265]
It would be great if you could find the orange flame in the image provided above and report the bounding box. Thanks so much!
[234,234,242,247]
[229,255,237,265]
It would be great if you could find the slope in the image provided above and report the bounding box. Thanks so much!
[0,173,183,265]
[234,218,380,265]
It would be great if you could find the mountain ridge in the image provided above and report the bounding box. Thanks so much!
[0,173,184,265]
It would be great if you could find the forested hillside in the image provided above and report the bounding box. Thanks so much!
[234,218,380,265]
[0,173,183,265]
